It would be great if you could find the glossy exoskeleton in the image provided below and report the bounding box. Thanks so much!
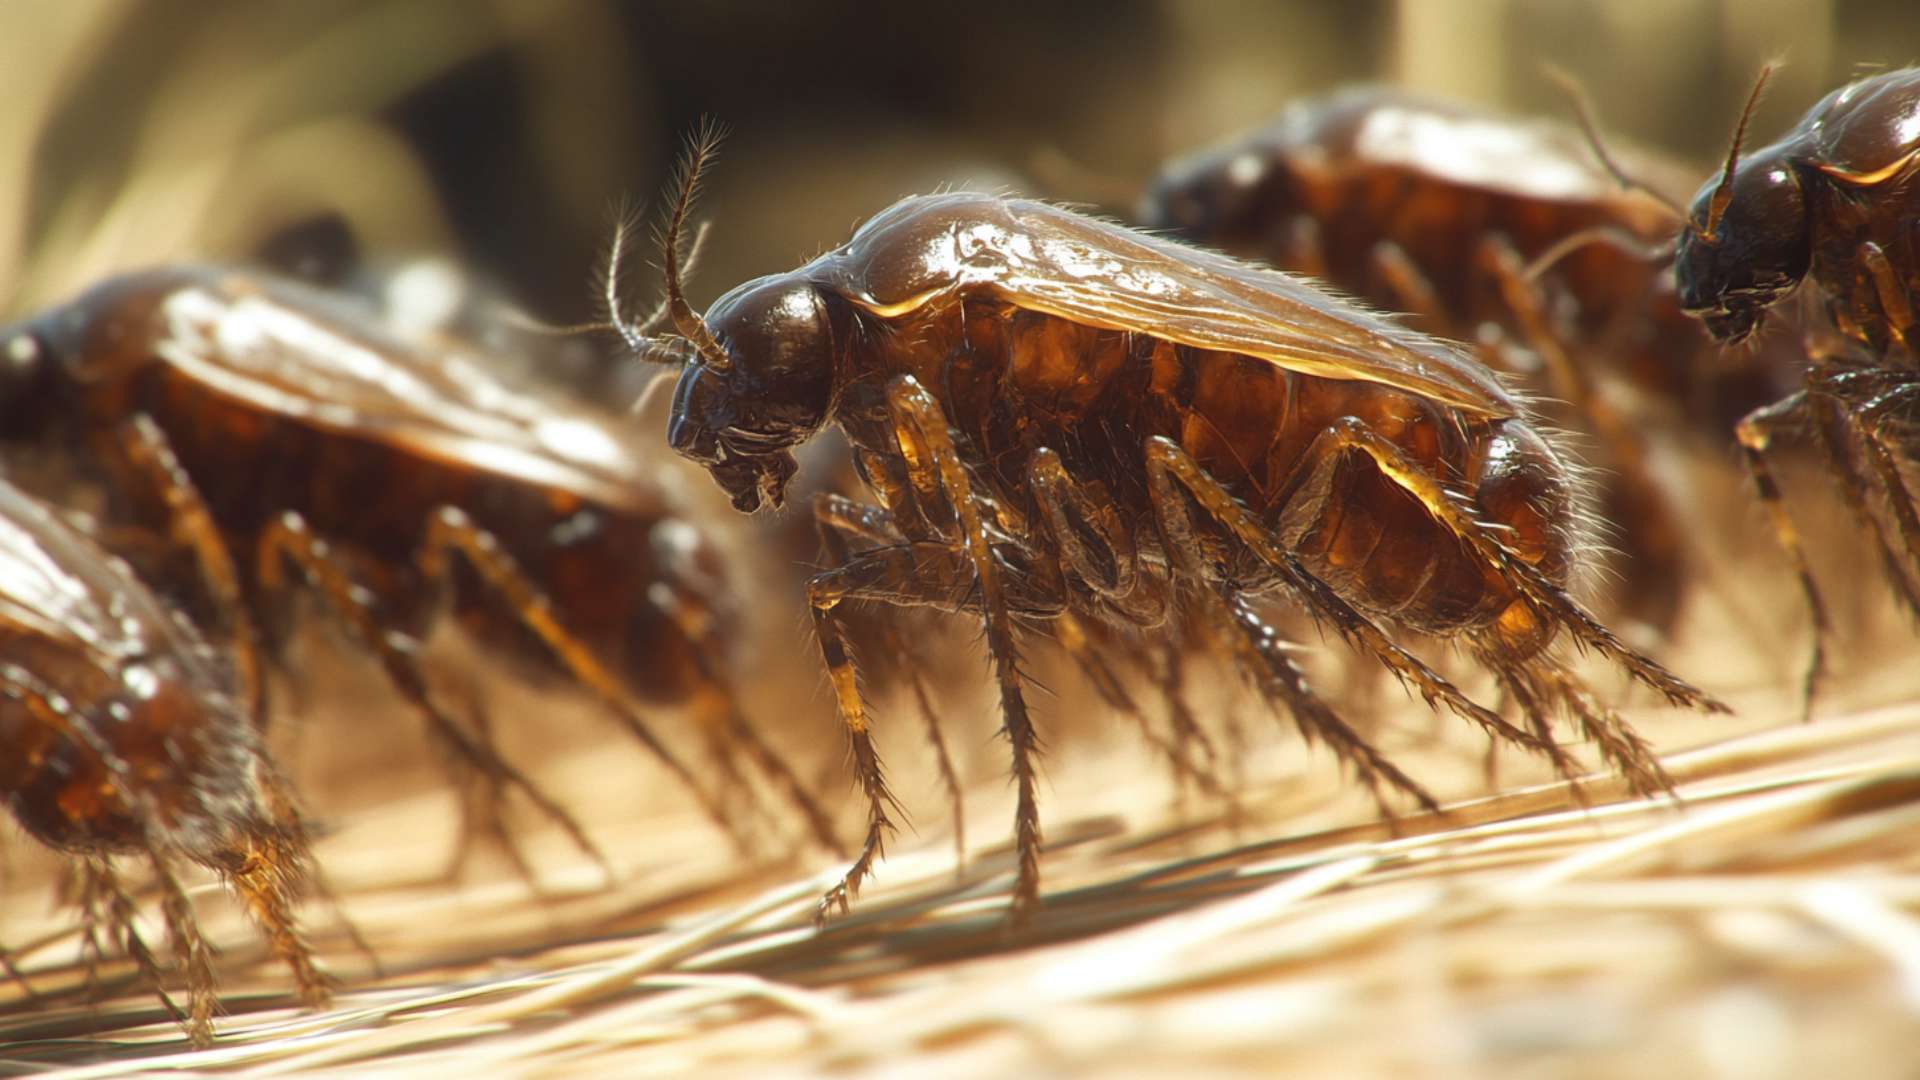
[1140,88,1797,630]
[1675,67,1920,706]
[0,266,839,876]
[0,477,322,1047]
[626,135,1726,923]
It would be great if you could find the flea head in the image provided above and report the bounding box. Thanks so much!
[1675,68,1810,346]
[666,274,838,513]
[1674,143,1808,345]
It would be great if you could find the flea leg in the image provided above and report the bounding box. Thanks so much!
[655,579,844,857]
[1800,385,1920,621]
[1028,445,1141,601]
[887,375,1045,924]
[1479,234,1686,631]
[1839,379,1920,605]
[147,853,219,1047]
[814,490,906,548]
[1144,435,1580,776]
[1028,447,1222,800]
[1860,240,1915,351]
[255,511,609,875]
[814,491,968,863]
[1056,609,1229,806]
[438,674,545,884]
[1284,416,1721,711]
[1736,392,1830,715]
[1223,587,1440,814]
[804,535,1064,918]
[807,544,967,920]
[1370,240,1447,326]
[1144,441,1449,811]
[113,415,266,727]
[80,859,200,1044]
[234,767,333,1009]
[414,505,793,854]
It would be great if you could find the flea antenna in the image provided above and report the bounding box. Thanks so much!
[604,199,710,363]
[1523,226,1677,282]
[660,120,732,371]
[1703,65,1777,241]
[1543,65,1686,219]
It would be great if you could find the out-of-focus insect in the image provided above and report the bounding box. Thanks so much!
[0,265,840,877]
[620,133,1726,924]
[0,477,323,1047]
[254,210,651,406]
[1672,66,1920,706]
[1139,87,1799,631]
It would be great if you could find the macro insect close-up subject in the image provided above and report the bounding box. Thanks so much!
[628,134,1725,921]
[5,5,1920,1075]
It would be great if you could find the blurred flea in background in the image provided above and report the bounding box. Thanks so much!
[0,477,323,1047]
[0,263,841,881]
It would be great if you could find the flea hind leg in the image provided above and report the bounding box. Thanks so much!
[438,675,545,884]
[1143,439,1448,812]
[1219,587,1440,816]
[78,858,204,1043]
[235,768,334,1008]
[1481,647,1674,798]
[1143,434,1580,779]
[1284,416,1720,711]
[1261,416,1689,789]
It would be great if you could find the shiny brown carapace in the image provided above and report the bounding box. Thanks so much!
[1139,87,1800,630]
[1674,66,1920,709]
[0,478,323,1047]
[0,264,839,879]
[628,133,1726,925]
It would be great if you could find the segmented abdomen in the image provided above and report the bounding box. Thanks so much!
[876,302,1580,645]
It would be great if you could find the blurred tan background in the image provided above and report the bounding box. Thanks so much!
[5,0,1917,327]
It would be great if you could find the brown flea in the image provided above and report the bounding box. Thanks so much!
[1139,88,1800,631]
[1674,66,1920,710]
[0,264,838,880]
[0,478,324,1047]
[627,135,1725,925]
